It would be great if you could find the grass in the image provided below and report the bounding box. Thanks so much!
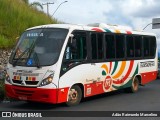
[0,0,59,49]
[0,35,14,49]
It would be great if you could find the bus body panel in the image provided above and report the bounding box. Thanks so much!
[5,24,158,104]
[5,83,70,103]
[59,59,157,99]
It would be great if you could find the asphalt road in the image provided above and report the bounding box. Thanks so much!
[0,79,160,119]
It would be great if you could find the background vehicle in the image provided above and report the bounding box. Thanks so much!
[5,23,158,106]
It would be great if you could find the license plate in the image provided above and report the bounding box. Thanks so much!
[18,96,27,100]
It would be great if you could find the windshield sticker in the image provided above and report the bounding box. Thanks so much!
[27,33,43,37]
[27,59,33,66]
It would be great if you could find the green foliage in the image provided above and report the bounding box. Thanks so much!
[22,0,29,4]
[0,35,13,49]
[0,0,58,49]
[30,2,43,10]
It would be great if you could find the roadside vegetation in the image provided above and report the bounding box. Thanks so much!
[0,0,60,101]
[0,0,58,49]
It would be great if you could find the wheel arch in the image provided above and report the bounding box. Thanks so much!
[134,74,142,85]
[66,83,84,106]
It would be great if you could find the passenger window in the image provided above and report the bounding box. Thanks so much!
[91,34,97,59]
[91,33,104,60]
[143,37,150,57]
[97,34,103,59]
[135,36,142,58]
[105,35,115,59]
[115,35,125,59]
[150,37,156,57]
[126,36,134,58]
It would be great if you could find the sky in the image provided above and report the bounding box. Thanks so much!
[29,0,160,47]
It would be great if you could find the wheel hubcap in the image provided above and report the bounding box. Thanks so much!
[69,89,78,102]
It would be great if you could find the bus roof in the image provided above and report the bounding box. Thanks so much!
[27,23,156,36]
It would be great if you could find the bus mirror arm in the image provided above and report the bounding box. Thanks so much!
[69,34,74,38]
[69,34,74,43]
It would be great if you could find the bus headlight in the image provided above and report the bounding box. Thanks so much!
[40,74,54,87]
[5,72,11,84]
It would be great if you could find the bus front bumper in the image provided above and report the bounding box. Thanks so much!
[5,84,69,104]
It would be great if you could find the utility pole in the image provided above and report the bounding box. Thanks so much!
[42,2,54,16]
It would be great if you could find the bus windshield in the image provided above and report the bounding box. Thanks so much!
[10,28,68,67]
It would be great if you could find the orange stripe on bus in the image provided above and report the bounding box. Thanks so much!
[112,61,126,79]
[101,64,108,74]
[115,29,121,33]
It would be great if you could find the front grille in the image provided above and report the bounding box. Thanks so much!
[12,79,39,86]
[25,81,39,85]
[14,89,34,96]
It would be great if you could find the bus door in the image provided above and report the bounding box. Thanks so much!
[84,33,105,96]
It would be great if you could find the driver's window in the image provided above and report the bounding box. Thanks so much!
[65,32,87,60]
[62,31,87,72]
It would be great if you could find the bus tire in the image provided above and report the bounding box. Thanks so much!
[66,85,82,106]
[125,77,139,93]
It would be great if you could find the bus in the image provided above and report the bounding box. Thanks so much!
[5,23,158,106]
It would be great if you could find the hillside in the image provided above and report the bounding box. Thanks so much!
[0,0,58,49]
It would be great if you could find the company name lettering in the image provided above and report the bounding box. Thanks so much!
[140,61,155,68]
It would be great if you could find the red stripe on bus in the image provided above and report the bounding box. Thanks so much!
[5,84,69,104]
[85,81,104,97]
[57,87,69,103]
[113,60,134,84]
[109,62,112,73]
[126,31,132,34]
[141,71,157,85]
[92,28,104,32]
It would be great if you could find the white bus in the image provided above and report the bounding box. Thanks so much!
[5,23,158,106]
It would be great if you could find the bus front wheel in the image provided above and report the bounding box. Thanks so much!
[66,85,82,106]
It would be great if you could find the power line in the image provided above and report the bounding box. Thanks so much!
[51,1,68,17]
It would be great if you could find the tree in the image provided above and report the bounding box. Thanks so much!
[22,0,29,4]
[30,2,43,10]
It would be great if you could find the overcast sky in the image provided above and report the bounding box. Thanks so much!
[29,0,160,46]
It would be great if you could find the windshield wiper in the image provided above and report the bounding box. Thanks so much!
[34,52,41,68]
[25,42,41,68]
[13,41,35,67]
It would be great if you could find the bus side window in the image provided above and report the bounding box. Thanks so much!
[62,32,87,71]
[150,37,156,57]
[135,36,142,58]
[115,35,125,59]
[105,35,115,59]
[126,36,134,58]
[143,37,150,57]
